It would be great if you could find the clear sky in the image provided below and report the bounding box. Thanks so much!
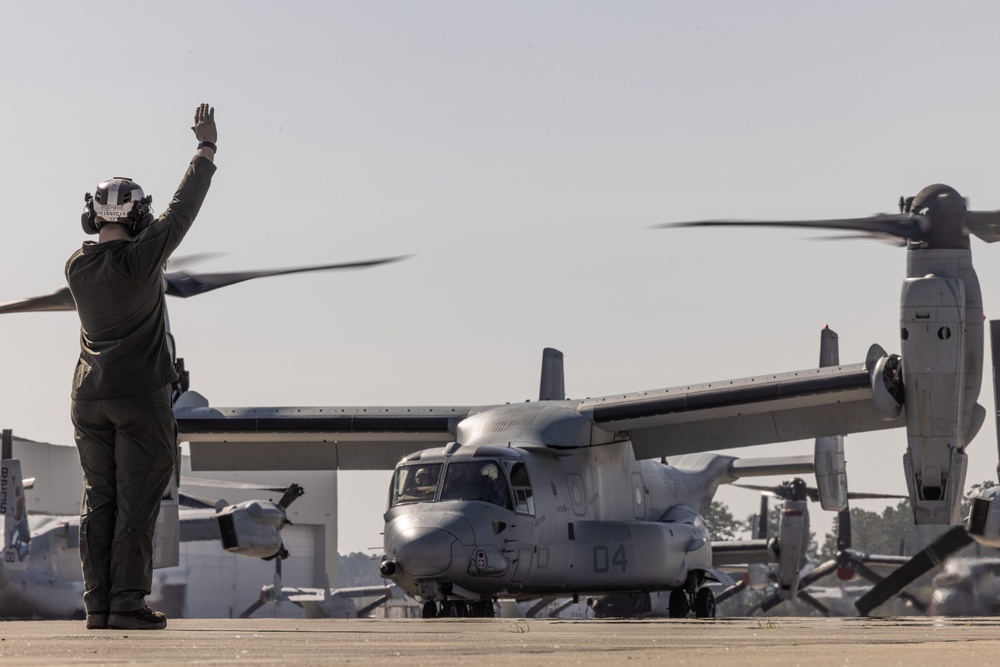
[3,1,1000,554]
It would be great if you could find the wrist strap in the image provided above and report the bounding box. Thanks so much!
[198,141,217,153]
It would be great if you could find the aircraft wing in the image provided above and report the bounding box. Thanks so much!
[578,362,903,460]
[176,393,476,471]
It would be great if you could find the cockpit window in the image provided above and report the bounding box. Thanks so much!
[389,463,443,507]
[505,461,535,515]
[439,460,512,509]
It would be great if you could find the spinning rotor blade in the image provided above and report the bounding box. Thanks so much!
[663,184,1000,248]
[180,476,289,494]
[0,286,75,314]
[964,210,1000,243]
[854,525,973,616]
[166,252,228,271]
[164,256,411,298]
[661,214,929,241]
[0,256,410,314]
[806,233,908,247]
[754,559,841,614]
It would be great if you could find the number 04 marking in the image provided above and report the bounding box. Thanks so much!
[593,544,627,573]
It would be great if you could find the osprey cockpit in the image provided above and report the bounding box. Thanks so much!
[388,457,535,514]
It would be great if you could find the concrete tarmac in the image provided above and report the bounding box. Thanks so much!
[1,617,998,666]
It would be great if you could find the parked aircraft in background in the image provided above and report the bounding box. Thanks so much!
[0,429,304,620]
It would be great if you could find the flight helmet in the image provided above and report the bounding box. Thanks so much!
[81,177,154,235]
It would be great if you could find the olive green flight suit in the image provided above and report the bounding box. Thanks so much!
[67,156,216,614]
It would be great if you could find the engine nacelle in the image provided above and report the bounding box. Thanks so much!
[216,499,288,559]
[967,486,1000,549]
[814,436,847,512]
[899,272,977,525]
[775,494,809,600]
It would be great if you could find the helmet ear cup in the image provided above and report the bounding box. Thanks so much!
[130,195,154,235]
[81,192,100,235]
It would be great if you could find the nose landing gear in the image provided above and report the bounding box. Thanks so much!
[668,585,716,618]
[421,599,497,618]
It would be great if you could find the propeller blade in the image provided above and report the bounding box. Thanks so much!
[755,560,842,615]
[164,256,411,298]
[238,598,266,619]
[1,256,410,314]
[796,589,832,616]
[178,491,218,509]
[733,483,783,497]
[277,483,305,510]
[713,580,746,605]
[844,491,909,500]
[805,233,908,246]
[837,507,851,552]
[849,559,927,614]
[180,477,288,494]
[659,214,929,241]
[0,286,75,314]
[854,525,973,616]
[799,559,841,588]
[166,252,229,271]
[965,210,1000,243]
[757,590,784,614]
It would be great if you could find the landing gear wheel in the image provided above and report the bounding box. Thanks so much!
[668,588,689,618]
[439,600,460,617]
[470,600,495,617]
[422,601,438,619]
[694,587,716,619]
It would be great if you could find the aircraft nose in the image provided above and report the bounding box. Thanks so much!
[389,526,458,578]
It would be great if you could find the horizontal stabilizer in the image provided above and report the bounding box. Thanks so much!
[712,539,772,566]
[729,455,814,478]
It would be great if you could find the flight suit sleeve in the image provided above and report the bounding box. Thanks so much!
[131,155,218,282]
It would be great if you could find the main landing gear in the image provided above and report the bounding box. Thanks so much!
[422,599,496,618]
[668,586,716,618]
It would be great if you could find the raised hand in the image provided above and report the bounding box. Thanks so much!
[191,103,217,144]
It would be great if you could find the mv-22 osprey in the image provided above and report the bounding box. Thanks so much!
[174,184,1000,617]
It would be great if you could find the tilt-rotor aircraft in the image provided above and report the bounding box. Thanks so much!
[168,184,1000,618]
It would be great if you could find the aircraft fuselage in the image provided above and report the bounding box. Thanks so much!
[380,403,730,607]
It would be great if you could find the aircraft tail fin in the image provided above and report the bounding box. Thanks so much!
[815,326,848,511]
[539,348,565,401]
[2,429,32,568]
